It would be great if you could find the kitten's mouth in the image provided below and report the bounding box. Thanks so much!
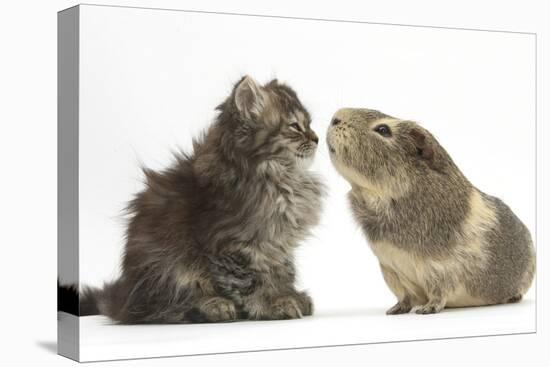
[295,152,314,160]
[294,145,316,160]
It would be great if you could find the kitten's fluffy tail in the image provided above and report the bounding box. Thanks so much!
[57,280,103,316]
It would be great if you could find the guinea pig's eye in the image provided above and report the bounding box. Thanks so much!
[289,122,302,132]
[374,124,391,137]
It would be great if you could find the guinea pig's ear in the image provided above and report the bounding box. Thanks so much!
[409,128,439,170]
[234,76,266,119]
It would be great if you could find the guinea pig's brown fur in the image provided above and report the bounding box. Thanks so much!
[327,108,535,314]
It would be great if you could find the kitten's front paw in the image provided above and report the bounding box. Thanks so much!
[295,291,314,316]
[271,296,303,320]
[386,301,412,315]
[199,297,237,322]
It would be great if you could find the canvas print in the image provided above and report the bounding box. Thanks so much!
[58,4,536,362]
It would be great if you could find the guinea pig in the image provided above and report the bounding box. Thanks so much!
[326,108,535,314]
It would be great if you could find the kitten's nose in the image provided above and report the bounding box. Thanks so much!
[331,118,341,126]
[307,131,319,145]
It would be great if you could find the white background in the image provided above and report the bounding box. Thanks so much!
[78,4,536,309]
[0,0,548,366]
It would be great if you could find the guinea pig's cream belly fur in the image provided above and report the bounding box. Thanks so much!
[367,189,494,308]
[369,190,493,308]
[371,241,487,308]
[327,108,535,314]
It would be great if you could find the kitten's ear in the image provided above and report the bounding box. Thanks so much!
[234,76,266,118]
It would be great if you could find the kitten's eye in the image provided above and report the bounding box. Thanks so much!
[374,124,391,137]
[289,122,302,132]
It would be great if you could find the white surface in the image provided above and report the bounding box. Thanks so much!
[76,300,536,361]
[1,0,547,366]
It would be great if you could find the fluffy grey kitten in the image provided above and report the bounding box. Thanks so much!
[76,76,324,323]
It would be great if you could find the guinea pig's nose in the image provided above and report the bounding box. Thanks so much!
[331,118,342,126]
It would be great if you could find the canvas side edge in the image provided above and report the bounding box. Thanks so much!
[57,5,80,362]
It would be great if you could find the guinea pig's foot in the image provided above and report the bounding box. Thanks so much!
[413,301,445,315]
[507,294,523,303]
[386,301,412,315]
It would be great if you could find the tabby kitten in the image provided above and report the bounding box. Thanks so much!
[77,76,324,323]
